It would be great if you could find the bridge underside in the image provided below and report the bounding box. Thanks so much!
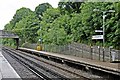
[0,30,19,49]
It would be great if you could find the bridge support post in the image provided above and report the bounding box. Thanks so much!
[14,38,19,49]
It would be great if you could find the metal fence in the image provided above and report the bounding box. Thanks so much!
[23,42,120,62]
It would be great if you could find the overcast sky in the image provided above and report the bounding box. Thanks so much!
[0,0,59,30]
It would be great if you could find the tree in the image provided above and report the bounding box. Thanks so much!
[35,3,53,20]
[3,2,120,49]
[50,14,72,45]
[106,2,120,49]
[13,11,40,43]
[70,13,83,42]
[80,2,95,44]
[58,0,82,14]
[37,8,62,44]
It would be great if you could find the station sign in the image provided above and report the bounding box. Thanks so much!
[95,30,103,32]
[92,35,103,40]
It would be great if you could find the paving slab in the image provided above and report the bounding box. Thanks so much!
[0,51,20,79]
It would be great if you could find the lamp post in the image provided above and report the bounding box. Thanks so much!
[93,9,115,47]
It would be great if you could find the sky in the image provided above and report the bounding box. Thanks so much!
[0,0,59,30]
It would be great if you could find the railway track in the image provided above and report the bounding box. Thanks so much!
[2,47,101,80]
[3,49,50,80]
[3,47,68,80]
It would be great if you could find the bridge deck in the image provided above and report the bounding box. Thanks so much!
[0,30,19,38]
[19,47,120,76]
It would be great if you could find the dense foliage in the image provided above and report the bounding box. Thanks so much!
[3,2,120,49]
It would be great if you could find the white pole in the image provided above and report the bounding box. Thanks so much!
[103,12,106,47]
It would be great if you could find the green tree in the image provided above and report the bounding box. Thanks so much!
[70,13,83,42]
[50,14,72,45]
[35,3,53,20]
[13,11,40,43]
[3,2,120,50]
[37,8,61,44]
[58,0,82,14]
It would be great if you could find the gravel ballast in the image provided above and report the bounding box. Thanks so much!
[2,50,39,79]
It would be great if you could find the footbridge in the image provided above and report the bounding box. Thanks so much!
[0,30,19,49]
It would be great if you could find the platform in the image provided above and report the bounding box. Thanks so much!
[0,50,20,80]
[19,47,120,76]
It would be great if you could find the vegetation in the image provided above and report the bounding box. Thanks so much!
[3,2,120,49]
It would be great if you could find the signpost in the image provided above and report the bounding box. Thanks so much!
[92,35,103,40]
[95,30,103,33]
[92,30,103,40]
[93,9,115,62]
[92,30,104,61]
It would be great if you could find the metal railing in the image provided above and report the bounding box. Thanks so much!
[23,42,120,62]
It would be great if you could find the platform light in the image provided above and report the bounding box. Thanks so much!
[93,9,115,47]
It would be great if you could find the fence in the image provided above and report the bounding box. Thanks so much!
[23,42,120,62]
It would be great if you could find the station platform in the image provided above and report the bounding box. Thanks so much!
[19,47,120,76]
[0,50,20,80]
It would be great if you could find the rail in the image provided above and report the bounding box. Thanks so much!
[3,47,95,79]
